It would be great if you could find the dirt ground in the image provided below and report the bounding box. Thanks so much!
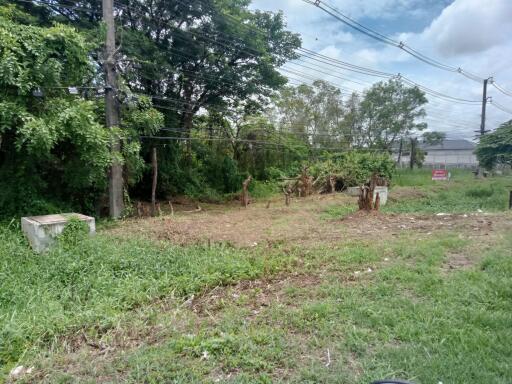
[109,191,508,248]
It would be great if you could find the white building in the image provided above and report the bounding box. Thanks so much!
[396,139,478,169]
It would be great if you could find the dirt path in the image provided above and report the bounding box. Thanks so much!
[109,192,509,247]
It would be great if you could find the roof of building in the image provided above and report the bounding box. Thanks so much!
[420,139,476,151]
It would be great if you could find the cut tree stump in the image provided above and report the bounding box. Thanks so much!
[241,175,252,207]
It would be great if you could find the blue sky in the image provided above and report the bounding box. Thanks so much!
[250,0,512,140]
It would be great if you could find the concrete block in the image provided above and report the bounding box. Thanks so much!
[344,186,388,206]
[345,186,360,196]
[373,186,388,206]
[21,213,95,253]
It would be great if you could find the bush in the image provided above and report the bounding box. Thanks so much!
[310,151,395,188]
[249,180,280,199]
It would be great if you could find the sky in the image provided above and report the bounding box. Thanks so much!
[250,0,512,140]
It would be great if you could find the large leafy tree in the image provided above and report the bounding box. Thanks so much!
[476,120,512,169]
[0,5,163,216]
[358,79,427,149]
[16,0,301,133]
[273,80,346,149]
[0,7,111,215]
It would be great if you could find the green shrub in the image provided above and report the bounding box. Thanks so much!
[58,217,89,249]
[310,151,395,187]
[249,180,280,199]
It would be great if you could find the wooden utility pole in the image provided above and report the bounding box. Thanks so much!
[103,0,124,218]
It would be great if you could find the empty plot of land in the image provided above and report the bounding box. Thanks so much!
[109,191,505,247]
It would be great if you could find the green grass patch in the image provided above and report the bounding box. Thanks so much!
[69,233,512,384]
[0,224,296,370]
[392,168,474,187]
[320,203,358,220]
[386,171,512,213]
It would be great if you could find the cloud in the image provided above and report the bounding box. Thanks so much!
[250,0,512,138]
[421,0,512,57]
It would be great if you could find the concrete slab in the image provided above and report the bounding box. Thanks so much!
[21,213,95,253]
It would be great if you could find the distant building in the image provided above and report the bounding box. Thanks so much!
[395,139,478,169]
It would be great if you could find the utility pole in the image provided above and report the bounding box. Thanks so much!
[476,78,491,177]
[409,137,416,170]
[103,0,124,218]
[479,78,489,137]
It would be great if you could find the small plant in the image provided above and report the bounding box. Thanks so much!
[58,216,89,249]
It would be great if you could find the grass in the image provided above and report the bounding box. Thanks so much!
[2,170,512,383]
[320,204,358,220]
[385,169,512,213]
[0,223,296,373]
[25,233,512,384]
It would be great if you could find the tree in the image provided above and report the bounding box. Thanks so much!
[0,9,109,215]
[358,79,427,150]
[422,131,446,146]
[476,120,512,169]
[273,80,346,149]
[0,5,163,216]
[23,0,301,135]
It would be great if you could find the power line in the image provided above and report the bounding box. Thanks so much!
[489,100,512,115]
[302,0,482,79]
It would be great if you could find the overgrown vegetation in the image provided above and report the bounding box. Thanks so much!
[0,222,296,368]
[2,173,512,382]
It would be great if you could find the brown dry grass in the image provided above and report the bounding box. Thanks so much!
[108,192,508,248]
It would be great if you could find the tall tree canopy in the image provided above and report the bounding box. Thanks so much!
[15,0,301,131]
[358,79,427,150]
[273,79,428,151]
[274,80,346,148]
[0,4,163,216]
[476,120,512,169]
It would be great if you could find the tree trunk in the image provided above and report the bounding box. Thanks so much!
[241,175,252,207]
[151,147,158,216]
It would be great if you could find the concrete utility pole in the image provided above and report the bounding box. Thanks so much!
[103,0,124,218]
[479,78,489,137]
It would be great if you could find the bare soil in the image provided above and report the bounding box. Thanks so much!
[110,192,507,248]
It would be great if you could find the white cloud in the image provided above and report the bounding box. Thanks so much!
[423,0,512,57]
[250,0,512,138]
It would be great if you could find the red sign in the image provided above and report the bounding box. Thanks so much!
[432,169,448,180]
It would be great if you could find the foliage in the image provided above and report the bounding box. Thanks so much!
[422,131,446,145]
[0,12,111,217]
[358,79,427,149]
[309,151,395,188]
[0,7,164,217]
[476,120,512,169]
[272,79,428,152]
[273,80,347,148]
[58,216,89,249]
